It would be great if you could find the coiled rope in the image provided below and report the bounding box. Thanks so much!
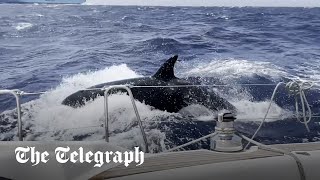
[246,80,314,149]
[286,81,314,132]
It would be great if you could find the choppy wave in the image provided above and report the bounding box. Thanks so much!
[182,59,289,80]
[15,22,33,30]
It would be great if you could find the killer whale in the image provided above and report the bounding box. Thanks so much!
[62,55,236,113]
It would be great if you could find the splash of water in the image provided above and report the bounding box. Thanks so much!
[15,22,33,31]
[0,59,303,151]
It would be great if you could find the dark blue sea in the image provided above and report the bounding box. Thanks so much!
[1,4,320,152]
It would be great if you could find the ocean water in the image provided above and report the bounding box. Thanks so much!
[0,4,320,152]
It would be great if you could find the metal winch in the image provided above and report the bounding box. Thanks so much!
[210,112,243,152]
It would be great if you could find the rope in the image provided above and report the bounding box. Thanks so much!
[11,87,104,96]
[165,132,307,180]
[0,84,276,97]
[245,82,284,149]
[286,81,314,132]
[1,81,319,95]
[20,91,46,95]
[165,132,218,152]
[239,134,307,180]
[139,115,320,123]
[128,84,278,88]
[245,80,314,149]
[1,82,316,96]
[27,124,103,134]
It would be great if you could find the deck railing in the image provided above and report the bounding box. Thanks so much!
[0,89,23,141]
[103,85,149,153]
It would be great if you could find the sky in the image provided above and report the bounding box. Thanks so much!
[84,0,320,7]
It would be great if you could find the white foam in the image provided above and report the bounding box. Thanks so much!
[34,13,44,17]
[294,62,320,86]
[232,100,293,122]
[182,59,288,81]
[27,64,142,130]
[178,104,215,121]
[179,59,296,122]
[15,23,33,31]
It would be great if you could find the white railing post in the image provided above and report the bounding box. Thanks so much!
[0,89,23,141]
[103,85,149,153]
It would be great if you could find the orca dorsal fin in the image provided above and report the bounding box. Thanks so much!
[153,55,178,80]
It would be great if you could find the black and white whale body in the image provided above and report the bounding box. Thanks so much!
[62,55,236,113]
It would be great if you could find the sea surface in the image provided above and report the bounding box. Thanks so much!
[0,4,320,152]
